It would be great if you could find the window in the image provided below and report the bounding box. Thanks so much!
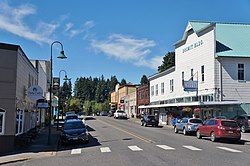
[145,90,148,98]
[155,84,158,96]
[191,69,194,81]
[161,82,164,95]
[238,64,244,80]
[151,86,154,96]
[182,71,184,81]
[170,79,174,92]
[0,109,6,135]
[16,109,24,135]
[201,65,205,82]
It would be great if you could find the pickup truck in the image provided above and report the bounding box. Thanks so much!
[114,110,127,119]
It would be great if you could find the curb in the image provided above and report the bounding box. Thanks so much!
[0,157,30,165]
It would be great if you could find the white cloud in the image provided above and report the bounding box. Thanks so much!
[0,1,57,44]
[64,20,95,37]
[91,34,161,70]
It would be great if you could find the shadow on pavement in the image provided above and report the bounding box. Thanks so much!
[201,137,248,145]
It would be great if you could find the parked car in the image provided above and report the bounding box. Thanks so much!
[196,119,241,142]
[65,114,78,121]
[233,114,250,133]
[141,115,159,127]
[66,111,73,116]
[108,110,115,117]
[114,110,127,119]
[60,119,89,144]
[100,111,108,116]
[174,118,203,135]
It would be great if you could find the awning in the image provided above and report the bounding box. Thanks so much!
[138,101,242,109]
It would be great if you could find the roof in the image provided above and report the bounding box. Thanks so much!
[178,21,250,58]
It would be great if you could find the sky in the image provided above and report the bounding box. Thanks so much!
[1,0,250,86]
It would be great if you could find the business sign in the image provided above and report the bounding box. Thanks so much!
[27,85,43,100]
[37,102,49,108]
[183,80,198,91]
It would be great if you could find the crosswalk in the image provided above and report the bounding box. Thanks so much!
[69,144,243,155]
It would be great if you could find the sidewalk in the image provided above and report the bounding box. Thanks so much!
[0,125,61,165]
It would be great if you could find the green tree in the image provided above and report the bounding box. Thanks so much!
[140,75,148,85]
[158,52,175,72]
[121,78,127,86]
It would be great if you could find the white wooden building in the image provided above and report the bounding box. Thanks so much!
[139,21,250,124]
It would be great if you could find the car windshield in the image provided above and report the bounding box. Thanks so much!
[64,121,85,130]
[117,111,125,113]
[221,121,238,128]
[147,116,155,119]
[189,119,203,123]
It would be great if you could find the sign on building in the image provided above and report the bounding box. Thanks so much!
[27,85,43,100]
[183,80,198,91]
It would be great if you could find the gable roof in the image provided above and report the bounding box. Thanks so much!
[176,21,250,58]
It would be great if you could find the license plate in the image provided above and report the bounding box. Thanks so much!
[151,120,155,122]
[228,131,233,134]
[72,137,78,140]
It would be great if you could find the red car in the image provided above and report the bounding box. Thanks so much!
[196,118,241,142]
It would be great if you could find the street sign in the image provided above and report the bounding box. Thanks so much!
[27,85,43,100]
[37,102,49,108]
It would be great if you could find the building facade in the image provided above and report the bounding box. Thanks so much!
[136,83,150,118]
[140,21,250,124]
[0,43,38,153]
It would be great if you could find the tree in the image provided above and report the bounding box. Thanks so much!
[158,52,175,72]
[121,78,127,86]
[140,75,148,85]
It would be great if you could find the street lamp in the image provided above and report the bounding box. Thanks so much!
[48,41,67,145]
[57,70,70,130]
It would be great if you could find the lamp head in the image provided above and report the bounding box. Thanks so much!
[57,50,67,59]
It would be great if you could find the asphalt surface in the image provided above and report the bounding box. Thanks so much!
[3,116,250,166]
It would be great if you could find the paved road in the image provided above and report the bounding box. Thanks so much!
[5,116,250,166]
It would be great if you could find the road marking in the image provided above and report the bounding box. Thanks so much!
[128,145,143,151]
[183,145,202,151]
[71,148,82,154]
[98,119,155,143]
[216,147,242,153]
[156,145,175,150]
[100,147,111,153]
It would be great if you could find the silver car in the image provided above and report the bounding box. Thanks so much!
[174,118,203,135]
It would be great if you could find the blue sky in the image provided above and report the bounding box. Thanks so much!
[1,0,250,85]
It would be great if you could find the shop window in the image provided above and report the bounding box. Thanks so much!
[161,82,164,95]
[155,84,158,96]
[151,86,154,96]
[170,79,174,92]
[191,69,194,81]
[0,109,6,135]
[201,65,205,82]
[238,64,244,81]
[16,109,24,135]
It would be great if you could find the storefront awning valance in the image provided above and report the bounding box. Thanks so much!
[138,101,243,109]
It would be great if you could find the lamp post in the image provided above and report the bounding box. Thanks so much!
[48,41,67,145]
[57,70,70,130]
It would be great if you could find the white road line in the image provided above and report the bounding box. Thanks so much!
[183,145,202,151]
[128,145,143,151]
[216,147,242,153]
[156,145,175,150]
[71,148,82,154]
[100,147,111,153]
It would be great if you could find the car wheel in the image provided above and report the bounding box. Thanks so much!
[210,132,217,142]
[241,126,246,133]
[174,126,178,133]
[141,122,144,126]
[196,130,202,139]
[183,128,187,135]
